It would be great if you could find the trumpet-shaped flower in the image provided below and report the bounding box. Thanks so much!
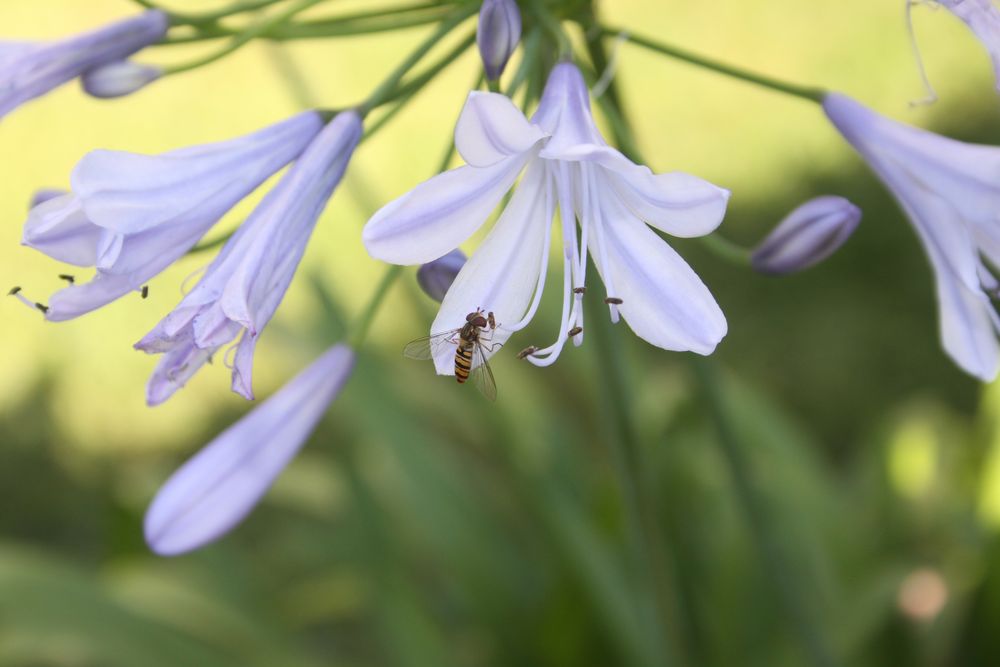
[0,10,168,118]
[145,344,355,556]
[938,0,1000,90]
[21,111,325,320]
[824,92,1000,380]
[136,111,363,405]
[363,62,728,375]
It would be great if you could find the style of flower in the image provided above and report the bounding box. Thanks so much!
[363,62,729,376]
[135,111,363,406]
[938,0,1000,91]
[144,344,355,556]
[0,10,168,118]
[824,92,1000,381]
[21,111,326,321]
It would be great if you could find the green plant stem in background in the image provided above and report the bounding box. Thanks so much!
[359,4,479,113]
[163,0,329,74]
[701,233,752,266]
[348,264,404,349]
[586,299,690,667]
[527,0,573,59]
[602,27,827,104]
[691,358,841,667]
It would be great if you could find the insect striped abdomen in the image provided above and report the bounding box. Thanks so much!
[454,345,473,383]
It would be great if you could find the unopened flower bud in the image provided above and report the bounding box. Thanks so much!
[81,60,161,99]
[751,195,860,275]
[417,249,466,302]
[29,188,67,210]
[477,0,521,82]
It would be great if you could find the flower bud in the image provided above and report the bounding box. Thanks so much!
[81,60,161,99]
[29,188,67,210]
[477,0,521,81]
[751,196,860,275]
[417,249,466,302]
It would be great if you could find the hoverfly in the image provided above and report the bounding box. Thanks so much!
[403,308,500,401]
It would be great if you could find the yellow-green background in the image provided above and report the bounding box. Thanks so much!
[2,1,1000,666]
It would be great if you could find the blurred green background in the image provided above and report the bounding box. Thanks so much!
[3,1,1000,665]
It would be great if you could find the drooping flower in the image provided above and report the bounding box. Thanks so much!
[21,111,325,321]
[477,0,521,81]
[136,111,363,406]
[751,195,861,275]
[417,248,467,302]
[364,62,728,375]
[81,59,162,99]
[824,92,1000,380]
[0,10,168,118]
[937,0,1000,91]
[145,344,355,557]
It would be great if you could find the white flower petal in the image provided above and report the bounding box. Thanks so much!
[363,153,530,265]
[144,345,355,556]
[430,161,551,374]
[591,193,727,354]
[455,91,546,167]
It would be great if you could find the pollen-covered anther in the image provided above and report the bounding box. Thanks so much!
[568,326,583,337]
[573,286,587,294]
[58,274,75,284]
[8,286,22,296]
[141,285,149,299]
[35,302,49,314]
[517,345,539,360]
[604,297,623,305]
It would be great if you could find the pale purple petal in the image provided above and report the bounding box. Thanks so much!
[22,194,104,266]
[81,60,161,98]
[455,91,545,167]
[144,345,355,556]
[0,10,168,117]
[29,188,67,209]
[430,161,551,374]
[532,62,605,151]
[417,249,467,302]
[590,192,727,354]
[940,0,1000,91]
[363,153,531,265]
[477,0,521,80]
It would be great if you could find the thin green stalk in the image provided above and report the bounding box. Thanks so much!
[604,27,826,103]
[527,0,572,59]
[348,265,404,348]
[163,0,328,75]
[586,299,687,667]
[189,230,234,254]
[700,233,752,266]
[170,0,288,25]
[359,4,478,113]
[505,27,540,99]
[691,358,841,667]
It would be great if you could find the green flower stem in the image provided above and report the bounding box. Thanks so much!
[601,27,826,104]
[585,299,687,667]
[527,0,572,59]
[700,233,752,266]
[162,0,329,75]
[168,0,289,26]
[348,264,404,349]
[359,4,479,114]
[691,358,841,667]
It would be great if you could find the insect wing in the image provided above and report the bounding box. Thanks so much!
[403,329,461,361]
[469,341,498,402]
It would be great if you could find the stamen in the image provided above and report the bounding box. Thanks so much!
[517,346,538,359]
[8,286,21,296]
[141,285,149,299]
[604,297,623,305]
[9,286,48,316]
[181,265,207,295]
[568,326,583,337]
[223,340,240,370]
[504,165,555,333]
[586,167,620,323]
[58,274,75,284]
[573,287,586,294]
[591,30,629,99]
[35,302,49,314]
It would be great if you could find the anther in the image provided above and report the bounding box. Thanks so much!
[141,285,149,299]
[58,274,75,284]
[604,297,623,305]
[517,345,539,360]
[573,287,587,295]
[568,326,583,337]
[8,286,21,296]
[35,302,49,314]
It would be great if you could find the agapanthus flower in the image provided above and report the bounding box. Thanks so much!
[751,195,861,275]
[824,92,1000,380]
[364,62,728,376]
[937,0,1000,90]
[0,10,168,118]
[21,111,325,320]
[477,0,521,81]
[145,344,355,556]
[136,111,363,406]
[417,248,467,302]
